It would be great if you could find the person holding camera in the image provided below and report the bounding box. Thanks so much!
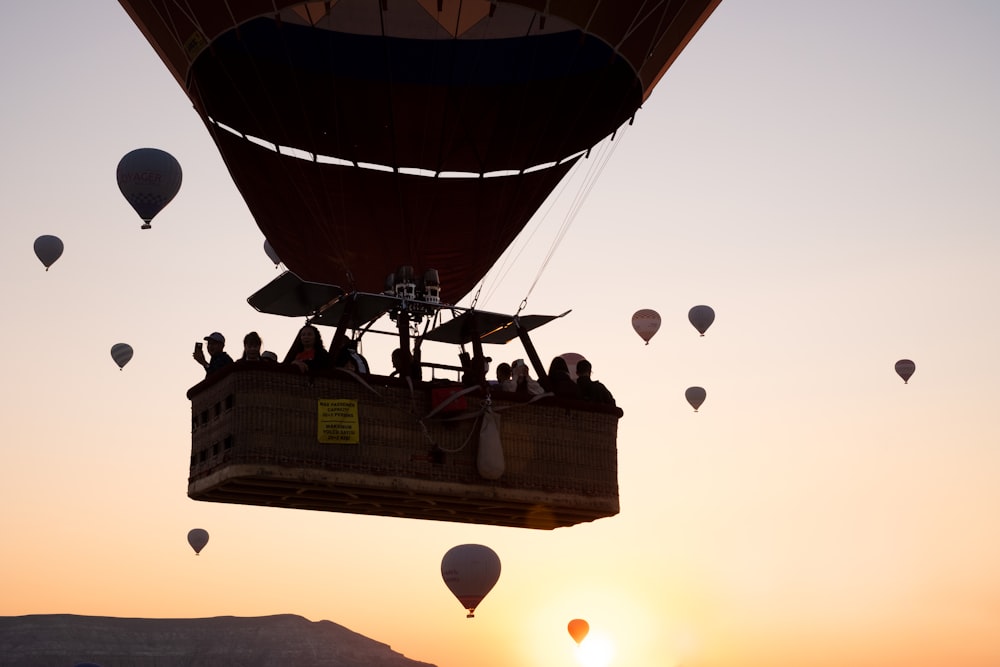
[192,331,234,376]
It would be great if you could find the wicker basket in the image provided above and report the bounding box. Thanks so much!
[187,362,621,529]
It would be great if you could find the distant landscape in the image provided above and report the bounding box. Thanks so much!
[0,614,437,667]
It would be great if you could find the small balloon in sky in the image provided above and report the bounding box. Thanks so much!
[688,304,715,336]
[895,359,915,384]
[110,343,133,370]
[33,235,64,271]
[264,239,281,267]
[441,544,501,618]
[568,618,590,645]
[116,147,182,229]
[685,386,707,412]
[631,309,661,345]
[187,528,209,555]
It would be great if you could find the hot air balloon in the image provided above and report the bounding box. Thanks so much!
[33,235,64,271]
[264,240,281,267]
[685,386,707,412]
[568,619,590,645]
[124,2,721,528]
[110,343,133,370]
[441,544,501,618]
[895,359,916,384]
[632,309,661,345]
[117,148,182,229]
[119,2,722,300]
[688,305,715,336]
[187,528,209,555]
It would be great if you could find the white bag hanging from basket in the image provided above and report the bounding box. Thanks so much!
[476,407,505,480]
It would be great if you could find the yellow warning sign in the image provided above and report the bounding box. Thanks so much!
[317,399,359,444]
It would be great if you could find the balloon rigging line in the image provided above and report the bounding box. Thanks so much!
[516,123,631,312]
[618,0,668,47]
[476,127,621,310]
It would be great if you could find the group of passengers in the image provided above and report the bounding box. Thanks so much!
[192,326,613,405]
[192,325,367,377]
[492,357,615,405]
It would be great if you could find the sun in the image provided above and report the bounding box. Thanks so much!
[576,632,615,667]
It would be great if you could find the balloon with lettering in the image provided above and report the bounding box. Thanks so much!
[187,528,210,555]
[116,147,183,229]
[264,239,281,267]
[631,309,661,345]
[568,618,590,645]
[688,304,715,336]
[441,544,501,618]
[894,359,915,384]
[110,343,134,371]
[33,235,64,271]
[685,386,707,412]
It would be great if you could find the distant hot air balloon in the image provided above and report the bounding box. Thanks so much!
[33,235,64,271]
[685,386,707,412]
[568,619,590,645]
[688,305,715,336]
[895,359,916,384]
[187,528,209,555]
[117,148,182,229]
[632,309,661,345]
[441,544,501,618]
[263,239,281,267]
[110,343,134,370]
[559,352,586,381]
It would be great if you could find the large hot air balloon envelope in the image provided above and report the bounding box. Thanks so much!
[895,359,916,384]
[33,235,64,270]
[187,528,209,555]
[632,309,661,345]
[441,544,501,618]
[688,304,715,336]
[117,148,182,229]
[685,386,707,412]
[118,1,723,300]
[110,343,133,370]
[568,619,590,645]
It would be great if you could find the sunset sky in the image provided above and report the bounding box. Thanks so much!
[2,2,999,666]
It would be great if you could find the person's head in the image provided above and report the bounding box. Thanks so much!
[549,355,569,376]
[576,359,593,378]
[242,331,262,360]
[496,362,511,382]
[204,332,225,357]
[511,358,529,378]
[261,351,278,362]
[298,325,323,350]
